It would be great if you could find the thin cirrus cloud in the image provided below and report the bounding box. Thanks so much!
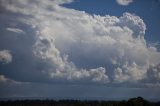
[6,27,25,34]
[116,0,133,6]
[0,0,160,87]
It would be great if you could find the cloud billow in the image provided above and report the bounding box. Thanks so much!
[0,0,160,87]
[0,50,12,64]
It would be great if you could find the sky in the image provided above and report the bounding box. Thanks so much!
[0,0,160,101]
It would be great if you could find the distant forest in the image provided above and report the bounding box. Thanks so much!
[0,97,160,106]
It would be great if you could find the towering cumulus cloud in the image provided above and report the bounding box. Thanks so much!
[0,0,160,87]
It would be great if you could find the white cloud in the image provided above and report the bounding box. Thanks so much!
[1,0,160,86]
[6,27,25,34]
[114,67,129,83]
[147,64,160,82]
[0,50,12,64]
[116,0,133,6]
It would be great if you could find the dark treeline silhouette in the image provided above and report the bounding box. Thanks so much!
[0,97,160,106]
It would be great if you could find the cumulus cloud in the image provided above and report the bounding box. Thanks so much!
[6,27,25,34]
[116,0,133,6]
[0,0,160,87]
[0,50,12,64]
[146,64,160,83]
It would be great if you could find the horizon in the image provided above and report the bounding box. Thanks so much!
[0,96,159,102]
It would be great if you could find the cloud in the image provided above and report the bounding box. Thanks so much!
[0,50,12,64]
[0,0,160,87]
[146,64,160,83]
[6,27,25,34]
[0,75,21,84]
[0,75,7,82]
[116,0,133,6]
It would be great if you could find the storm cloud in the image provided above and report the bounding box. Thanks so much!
[0,0,160,87]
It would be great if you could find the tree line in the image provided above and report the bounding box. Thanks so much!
[0,97,160,106]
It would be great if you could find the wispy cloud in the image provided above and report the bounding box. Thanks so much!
[0,75,21,84]
[6,27,25,34]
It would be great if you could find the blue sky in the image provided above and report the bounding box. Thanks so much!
[0,0,160,101]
